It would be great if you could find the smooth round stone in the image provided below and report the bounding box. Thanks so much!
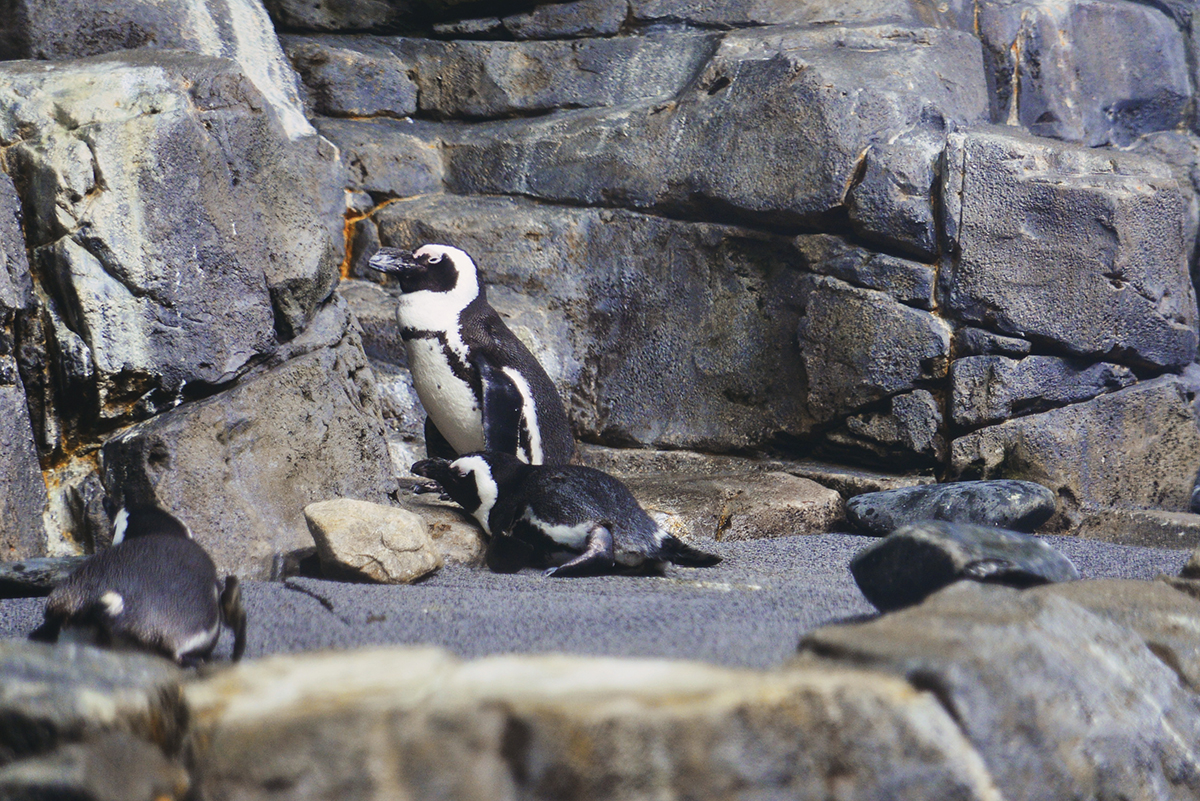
[846,479,1056,535]
[850,520,1080,612]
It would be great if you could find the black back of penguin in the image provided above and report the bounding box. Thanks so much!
[32,504,235,664]
[413,452,721,574]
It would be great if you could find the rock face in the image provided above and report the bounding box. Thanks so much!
[942,127,1198,370]
[951,377,1200,532]
[1,0,1199,556]
[850,521,1080,611]
[101,307,398,580]
[847,480,1057,535]
[305,498,442,583]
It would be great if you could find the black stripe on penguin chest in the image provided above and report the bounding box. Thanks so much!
[400,328,480,394]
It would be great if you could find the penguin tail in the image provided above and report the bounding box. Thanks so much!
[657,535,721,567]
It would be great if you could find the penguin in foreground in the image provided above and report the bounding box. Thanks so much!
[30,503,246,665]
[368,244,575,465]
[412,452,722,576]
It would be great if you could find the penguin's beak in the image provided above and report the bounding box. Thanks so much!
[367,247,418,275]
[411,458,452,482]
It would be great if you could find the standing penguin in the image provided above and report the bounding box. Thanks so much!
[29,503,246,665]
[368,244,575,465]
[412,452,722,576]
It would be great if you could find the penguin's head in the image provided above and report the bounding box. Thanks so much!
[110,503,192,545]
[368,244,480,298]
[412,452,527,535]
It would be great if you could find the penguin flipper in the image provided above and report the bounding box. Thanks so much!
[220,575,247,662]
[423,417,459,460]
[545,525,615,578]
[475,358,523,456]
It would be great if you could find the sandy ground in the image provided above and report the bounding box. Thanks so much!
[0,532,1187,669]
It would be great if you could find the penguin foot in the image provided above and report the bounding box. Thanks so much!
[544,525,616,578]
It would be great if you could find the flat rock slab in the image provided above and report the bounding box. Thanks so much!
[847,479,1056,535]
[1,534,1186,671]
[850,521,1080,612]
[0,557,86,598]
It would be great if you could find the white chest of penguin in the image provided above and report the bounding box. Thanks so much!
[405,336,485,454]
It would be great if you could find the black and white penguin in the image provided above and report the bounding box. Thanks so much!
[368,244,574,465]
[29,504,246,665]
[412,452,722,576]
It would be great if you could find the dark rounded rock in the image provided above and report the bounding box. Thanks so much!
[849,520,1080,612]
[846,479,1056,535]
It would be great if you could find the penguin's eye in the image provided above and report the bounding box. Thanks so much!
[427,254,442,264]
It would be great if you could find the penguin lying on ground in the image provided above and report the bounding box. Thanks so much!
[29,503,246,665]
[412,452,722,576]
[368,244,575,465]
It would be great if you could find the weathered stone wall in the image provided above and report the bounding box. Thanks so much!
[2,0,1200,567]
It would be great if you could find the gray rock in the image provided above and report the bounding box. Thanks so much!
[338,278,406,365]
[387,32,717,120]
[941,127,1199,369]
[101,316,398,580]
[373,194,810,452]
[502,0,627,38]
[1038,579,1200,691]
[0,384,46,561]
[621,472,844,542]
[260,0,409,31]
[283,36,418,118]
[0,173,47,561]
[793,234,935,310]
[0,731,189,801]
[847,479,1056,535]
[0,639,185,762]
[184,648,1003,800]
[305,498,442,583]
[0,52,343,431]
[798,276,951,424]
[850,520,1079,611]
[442,25,987,228]
[801,581,1200,799]
[0,0,314,140]
[0,557,85,598]
[315,117,445,198]
[576,444,937,497]
[845,127,945,260]
[976,0,1191,147]
[950,376,1200,533]
[950,354,1136,428]
[431,17,505,38]
[833,388,945,464]
[1075,508,1200,551]
[952,327,1032,359]
[629,0,974,28]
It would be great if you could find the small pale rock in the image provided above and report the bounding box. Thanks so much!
[305,499,442,584]
[395,493,486,568]
[847,480,1056,535]
[849,521,1080,612]
[622,472,844,542]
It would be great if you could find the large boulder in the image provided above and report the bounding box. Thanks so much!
[184,648,1003,799]
[801,581,1200,799]
[0,0,313,139]
[975,0,1191,146]
[941,127,1199,370]
[100,301,398,580]
[950,376,1200,534]
[439,25,988,233]
[798,276,951,424]
[0,51,343,437]
[950,354,1136,428]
